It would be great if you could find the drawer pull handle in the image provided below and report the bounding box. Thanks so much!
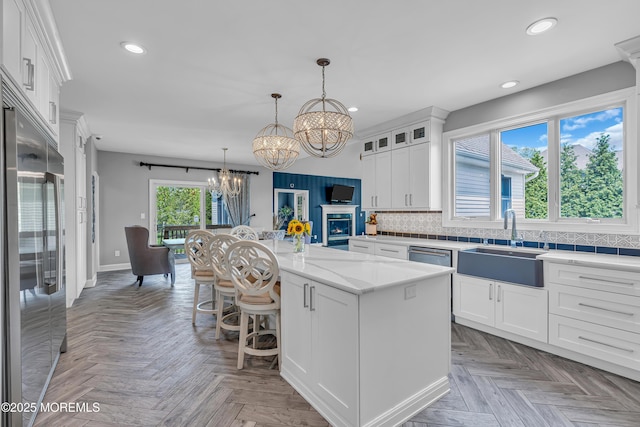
[303,283,309,308]
[578,275,634,286]
[578,303,634,317]
[309,286,316,311]
[578,336,634,353]
[353,245,368,249]
[380,248,399,253]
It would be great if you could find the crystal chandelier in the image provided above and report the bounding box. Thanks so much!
[293,58,353,158]
[208,148,242,198]
[252,93,300,170]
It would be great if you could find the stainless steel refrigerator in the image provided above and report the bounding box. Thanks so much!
[2,93,66,426]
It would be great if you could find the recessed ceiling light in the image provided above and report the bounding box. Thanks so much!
[526,17,558,35]
[120,42,146,54]
[348,106,358,112]
[501,80,519,89]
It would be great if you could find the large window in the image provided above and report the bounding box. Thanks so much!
[149,180,230,245]
[454,134,491,217]
[559,108,623,219]
[445,89,635,232]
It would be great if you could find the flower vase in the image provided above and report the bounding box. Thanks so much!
[293,234,305,253]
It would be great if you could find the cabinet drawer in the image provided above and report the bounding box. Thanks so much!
[546,263,640,297]
[374,243,407,259]
[549,283,640,334]
[549,314,640,371]
[349,240,374,254]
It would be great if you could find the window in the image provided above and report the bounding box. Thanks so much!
[559,108,623,219]
[454,134,491,217]
[149,180,230,245]
[444,89,636,232]
[500,122,548,219]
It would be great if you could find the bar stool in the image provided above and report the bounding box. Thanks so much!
[230,225,260,240]
[209,234,241,339]
[225,240,281,370]
[184,230,216,325]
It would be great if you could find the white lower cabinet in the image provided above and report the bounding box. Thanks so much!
[374,242,407,259]
[546,260,640,377]
[348,239,375,254]
[453,274,548,342]
[281,270,451,426]
[281,272,358,427]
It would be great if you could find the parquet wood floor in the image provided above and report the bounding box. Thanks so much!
[35,264,640,426]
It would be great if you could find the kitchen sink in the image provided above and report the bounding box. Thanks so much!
[457,247,544,287]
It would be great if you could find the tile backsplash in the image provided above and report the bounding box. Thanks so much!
[375,212,640,253]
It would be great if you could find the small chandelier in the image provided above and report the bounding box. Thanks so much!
[252,93,300,170]
[208,148,242,198]
[293,58,353,158]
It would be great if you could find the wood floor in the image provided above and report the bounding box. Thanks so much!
[36,264,640,426]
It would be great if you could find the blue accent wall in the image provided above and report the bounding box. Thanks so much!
[273,172,364,243]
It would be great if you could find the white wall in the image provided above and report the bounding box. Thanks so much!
[97,151,273,269]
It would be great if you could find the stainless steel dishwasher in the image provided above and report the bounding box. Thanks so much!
[408,246,452,267]
[408,246,454,319]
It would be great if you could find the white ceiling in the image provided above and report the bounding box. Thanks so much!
[49,0,640,166]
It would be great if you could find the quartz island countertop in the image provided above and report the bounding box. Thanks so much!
[261,240,454,295]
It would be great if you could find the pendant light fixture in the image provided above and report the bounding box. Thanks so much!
[208,148,242,198]
[293,58,353,158]
[252,93,300,170]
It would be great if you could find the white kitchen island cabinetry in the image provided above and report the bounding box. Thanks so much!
[269,242,453,427]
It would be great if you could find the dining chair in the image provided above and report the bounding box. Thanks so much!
[184,230,217,324]
[230,225,260,241]
[209,233,242,339]
[225,240,281,370]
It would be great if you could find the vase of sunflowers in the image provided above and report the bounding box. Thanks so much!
[287,219,311,253]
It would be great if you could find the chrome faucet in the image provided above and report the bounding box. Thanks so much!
[504,209,519,246]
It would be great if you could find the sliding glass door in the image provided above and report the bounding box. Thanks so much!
[149,180,229,245]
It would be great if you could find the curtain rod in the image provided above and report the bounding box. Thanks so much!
[139,161,259,175]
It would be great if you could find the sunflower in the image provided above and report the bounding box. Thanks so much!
[287,219,303,235]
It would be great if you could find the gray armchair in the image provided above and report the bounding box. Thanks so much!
[124,226,175,286]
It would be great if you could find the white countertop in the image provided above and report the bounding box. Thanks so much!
[349,235,479,251]
[538,250,640,272]
[261,240,454,295]
[351,235,640,272]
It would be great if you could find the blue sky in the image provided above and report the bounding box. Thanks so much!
[501,107,623,151]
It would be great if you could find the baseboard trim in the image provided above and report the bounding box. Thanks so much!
[455,318,640,382]
[99,263,131,272]
[84,274,97,288]
[362,376,450,427]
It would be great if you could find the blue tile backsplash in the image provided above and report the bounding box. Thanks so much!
[376,212,640,257]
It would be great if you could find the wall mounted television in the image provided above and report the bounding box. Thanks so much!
[330,184,355,203]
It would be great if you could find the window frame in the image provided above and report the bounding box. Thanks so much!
[443,88,637,234]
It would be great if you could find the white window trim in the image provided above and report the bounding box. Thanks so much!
[442,88,638,234]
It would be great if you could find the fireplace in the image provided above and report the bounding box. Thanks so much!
[327,214,353,246]
[321,204,358,246]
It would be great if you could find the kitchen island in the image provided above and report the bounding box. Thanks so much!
[261,241,454,427]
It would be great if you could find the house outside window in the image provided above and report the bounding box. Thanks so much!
[443,89,637,233]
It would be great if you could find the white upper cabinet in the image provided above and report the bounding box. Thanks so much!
[362,132,391,156]
[361,107,448,211]
[410,120,430,144]
[1,0,70,141]
[3,0,24,82]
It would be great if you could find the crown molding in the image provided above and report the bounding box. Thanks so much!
[615,35,640,68]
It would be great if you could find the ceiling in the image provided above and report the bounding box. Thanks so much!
[49,0,640,166]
